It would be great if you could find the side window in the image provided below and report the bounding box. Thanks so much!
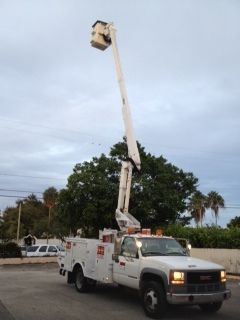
[121,237,138,258]
[39,246,47,252]
[48,246,58,253]
[27,246,39,252]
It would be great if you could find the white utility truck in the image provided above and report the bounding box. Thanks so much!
[58,21,231,318]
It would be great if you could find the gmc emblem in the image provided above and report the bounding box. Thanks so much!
[200,275,212,281]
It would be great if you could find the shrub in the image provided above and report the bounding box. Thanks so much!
[0,242,22,258]
[163,225,240,249]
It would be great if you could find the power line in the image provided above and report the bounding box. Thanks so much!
[0,192,239,209]
[0,117,107,146]
[0,116,239,159]
[225,206,240,209]
[0,116,96,139]
[0,188,43,194]
[0,194,43,200]
[0,173,66,181]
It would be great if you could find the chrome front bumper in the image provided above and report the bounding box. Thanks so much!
[167,289,231,305]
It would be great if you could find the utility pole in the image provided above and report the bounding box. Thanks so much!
[47,206,51,244]
[16,202,22,243]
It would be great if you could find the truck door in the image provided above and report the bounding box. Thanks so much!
[113,237,140,289]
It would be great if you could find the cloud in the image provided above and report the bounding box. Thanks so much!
[0,0,239,226]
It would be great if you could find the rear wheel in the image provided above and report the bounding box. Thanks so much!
[74,266,89,293]
[141,281,167,319]
[199,301,222,313]
[87,278,97,291]
[67,271,74,284]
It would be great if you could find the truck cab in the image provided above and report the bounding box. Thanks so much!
[112,234,231,318]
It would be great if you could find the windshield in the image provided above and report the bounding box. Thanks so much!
[139,238,186,256]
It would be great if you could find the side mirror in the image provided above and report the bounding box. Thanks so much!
[112,253,119,263]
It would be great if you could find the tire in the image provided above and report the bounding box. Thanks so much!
[141,281,167,319]
[199,301,222,313]
[74,266,89,293]
[87,278,97,291]
[118,284,125,290]
[67,271,74,284]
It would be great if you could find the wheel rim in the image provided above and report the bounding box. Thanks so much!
[144,288,158,313]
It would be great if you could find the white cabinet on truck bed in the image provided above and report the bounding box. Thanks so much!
[95,242,114,283]
[64,238,114,283]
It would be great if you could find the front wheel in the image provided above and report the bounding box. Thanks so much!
[199,301,223,313]
[141,281,167,319]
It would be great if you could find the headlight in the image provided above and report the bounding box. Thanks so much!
[170,271,185,284]
[220,270,226,282]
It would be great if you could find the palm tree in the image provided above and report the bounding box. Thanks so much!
[206,191,225,226]
[188,191,206,227]
[43,187,58,243]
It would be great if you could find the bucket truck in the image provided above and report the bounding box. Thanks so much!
[58,21,230,318]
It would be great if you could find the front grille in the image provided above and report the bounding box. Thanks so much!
[187,283,220,293]
[169,271,226,294]
[169,282,225,294]
[187,271,220,284]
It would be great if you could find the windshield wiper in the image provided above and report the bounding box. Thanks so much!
[166,251,186,256]
[142,251,167,256]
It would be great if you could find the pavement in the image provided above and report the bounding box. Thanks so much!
[0,263,239,320]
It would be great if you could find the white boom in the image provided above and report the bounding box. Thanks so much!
[91,21,141,232]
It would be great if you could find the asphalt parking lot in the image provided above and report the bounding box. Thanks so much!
[0,264,239,320]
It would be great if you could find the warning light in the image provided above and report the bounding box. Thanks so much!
[141,228,151,235]
[127,227,135,234]
[65,242,71,250]
[155,229,163,236]
[97,245,105,257]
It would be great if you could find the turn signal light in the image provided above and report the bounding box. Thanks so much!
[221,270,226,282]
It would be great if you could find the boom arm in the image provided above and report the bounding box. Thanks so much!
[91,21,141,232]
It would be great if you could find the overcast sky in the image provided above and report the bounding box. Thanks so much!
[0,0,239,226]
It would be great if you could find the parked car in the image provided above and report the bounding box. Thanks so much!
[26,244,63,257]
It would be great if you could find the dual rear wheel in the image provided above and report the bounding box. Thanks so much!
[74,266,96,293]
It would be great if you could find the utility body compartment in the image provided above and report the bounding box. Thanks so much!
[63,237,114,283]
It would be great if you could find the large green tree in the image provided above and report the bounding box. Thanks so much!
[57,141,198,237]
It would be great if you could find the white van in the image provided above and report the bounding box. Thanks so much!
[26,244,64,257]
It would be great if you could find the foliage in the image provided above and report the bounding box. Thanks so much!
[187,191,206,227]
[227,216,240,228]
[164,224,240,249]
[56,141,198,237]
[188,190,225,227]
[0,242,22,258]
[206,191,225,226]
[43,187,58,209]
[0,141,227,240]
[1,193,62,240]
